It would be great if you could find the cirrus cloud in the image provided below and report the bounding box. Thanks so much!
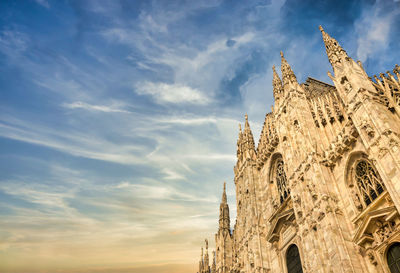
[135,82,211,105]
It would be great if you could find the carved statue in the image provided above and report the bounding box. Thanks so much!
[341,76,352,93]
[350,188,363,211]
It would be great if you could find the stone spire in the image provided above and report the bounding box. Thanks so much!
[219,182,230,232]
[204,239,210,269]
[199,247,204,273]
[222,181,227,203]
[243,114,255,151]
[319,25,349,68]
[280,51,298,88]
[236,115,256,162]
[272,65,283,101]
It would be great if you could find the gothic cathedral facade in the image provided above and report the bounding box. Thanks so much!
[197,26,400,273]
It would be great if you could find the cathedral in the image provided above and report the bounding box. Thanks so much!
[196,26,400,273]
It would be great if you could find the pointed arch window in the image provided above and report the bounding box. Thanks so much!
[387,242,400,273]
[353,159,385,207]
[286,244,303,273]
[276,158,289,204]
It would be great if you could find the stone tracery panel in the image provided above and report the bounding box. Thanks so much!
[346,153,386,211]
[354,159,385,206]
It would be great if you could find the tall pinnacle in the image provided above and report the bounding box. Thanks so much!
[222,181,227,203]
[204,239,209,267]
[219,182,230,232]
[280,51,297,88]
[319,25,349,67]
[243,114,255,151]
[272,65,283,100]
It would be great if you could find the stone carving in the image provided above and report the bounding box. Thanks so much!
[197,27,400,273]
[320,120,358,167]
[360,119,375,139]
[341,76,352,93]
[306,183,318,200]
[366,250,378,266]
[375,221,394,243]
[350,187,363,211]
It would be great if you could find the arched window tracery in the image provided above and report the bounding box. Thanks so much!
[275,158,289,204]
[353,159,385,207]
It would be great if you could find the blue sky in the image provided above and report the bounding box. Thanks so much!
[0,0,399,272]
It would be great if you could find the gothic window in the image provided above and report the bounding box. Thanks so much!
[353,159,385,206]
[387,243,400,273]
[286,244,303,273]
[276,158,289,204]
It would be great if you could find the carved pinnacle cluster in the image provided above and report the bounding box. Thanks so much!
[280,51,298,88]
[319,25,349,67]
[243,114,255,151]
[198,240,213,273]
[370,64,400,110]
[237,115,256,161]
[256,113,279,169]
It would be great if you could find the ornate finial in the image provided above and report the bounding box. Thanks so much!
[319,25,324,32]
[238,123,242,133]
[244,114,251,130]
[319,25,349,67]
[205,239,208,250]
[280,51,297,87]
[222,181,227,203]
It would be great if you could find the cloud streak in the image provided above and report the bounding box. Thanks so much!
[135,82,211,105]
[63,101,132,113]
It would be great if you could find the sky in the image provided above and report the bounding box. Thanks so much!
[0,0,399,272]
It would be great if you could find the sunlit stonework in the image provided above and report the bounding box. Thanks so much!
[197,26,400,273]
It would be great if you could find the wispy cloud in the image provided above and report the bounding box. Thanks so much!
[355,0,400,62]
[135,82,211,105]
[0,118,146,165]
[63,101,131,113]
[0,30,30,58]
